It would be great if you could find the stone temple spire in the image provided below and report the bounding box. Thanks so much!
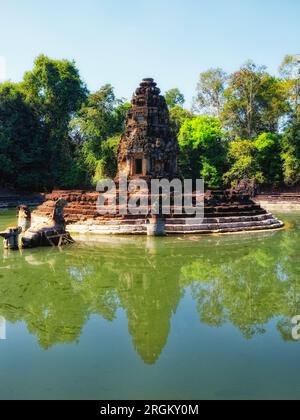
[117,78,179,180]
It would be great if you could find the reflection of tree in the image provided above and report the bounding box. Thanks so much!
[0,215,299,364]
[183,251,283,338]
[0,251,88,349]
[0,239,183,364]
[181,216,300,340]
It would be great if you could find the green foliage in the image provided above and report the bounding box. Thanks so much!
[281,122,300,185]
[222,61,289,139]
[1,54,300,192]
[90,135,120,184]
[194,68,227,116]
[169,106,193,135]
[165,88,185,109]
[224,133,284,188]
[71,85,129,184]
[223,139,264,187]
[254,133,283,185]
[0,82,43,190]
[22,55,88,121]
[179,116,222,149]
[200,158,221,189]
[279,55,300,122]
[178,116,227,187]
[71,85,129,144]
[20,54,89,189]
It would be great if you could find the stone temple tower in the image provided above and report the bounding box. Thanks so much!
[117,78,179,181]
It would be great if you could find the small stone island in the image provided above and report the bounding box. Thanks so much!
[33,78,284,237]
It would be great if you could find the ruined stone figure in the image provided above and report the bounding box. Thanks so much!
[1,199,74,250]
[0,227,22,250]
[18,205,32,232]
[0,206,31,250]
[22,198,73,248]
[231,179,257,198]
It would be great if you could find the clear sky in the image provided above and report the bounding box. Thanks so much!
[1,0,299,106]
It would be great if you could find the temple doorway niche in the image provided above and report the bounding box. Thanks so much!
[154,160,165,177]
[165,161,170,174]
[135,159,143,175]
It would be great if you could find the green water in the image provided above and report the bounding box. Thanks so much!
[0,210,300,400]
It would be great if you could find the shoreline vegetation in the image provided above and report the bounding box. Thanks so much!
[0,188,43,209]
[0,55,299,195]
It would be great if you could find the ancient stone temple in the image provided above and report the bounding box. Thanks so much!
[117,78,179,180]
[32,78,284,236]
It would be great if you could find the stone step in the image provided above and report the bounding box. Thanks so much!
[67,218,283,236]
[66,214,279,227]
[165,213,275,224]
[59,209,267,221]
[166,218,280,230]
[84,213,274,226]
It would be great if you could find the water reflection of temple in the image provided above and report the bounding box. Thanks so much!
[116,251,182,364]
[0,219,299,363]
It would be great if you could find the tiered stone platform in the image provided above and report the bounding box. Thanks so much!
[32,190,284,237]
[255,192,300,211]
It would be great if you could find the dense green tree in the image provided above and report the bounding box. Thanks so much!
[223,139,263,188]
[1,54,300,191]
[281,122,300,185]
[80,134,120,184]
[21,54,88,189]
[224,133,284,188]
[165,88,185,109]
[222,61,288,139]
[194,68,227,117]
[178,116,227,187]
[279,55,300,122]
[71,85,129,145]
[254,133,283,185]
[0,82,43,190]
[169,106,193,135]
[71,85,130,183]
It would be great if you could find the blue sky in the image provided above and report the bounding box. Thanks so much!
[1,0,299,106]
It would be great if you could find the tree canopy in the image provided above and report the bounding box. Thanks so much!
[20,54,88,189]
[178,116,227,187]
[0,55,299,192]
[194,68,227,117]
[165,88,185,109]
[222,62,288,139]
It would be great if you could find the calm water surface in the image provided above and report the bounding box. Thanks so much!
[0,210,300,400]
